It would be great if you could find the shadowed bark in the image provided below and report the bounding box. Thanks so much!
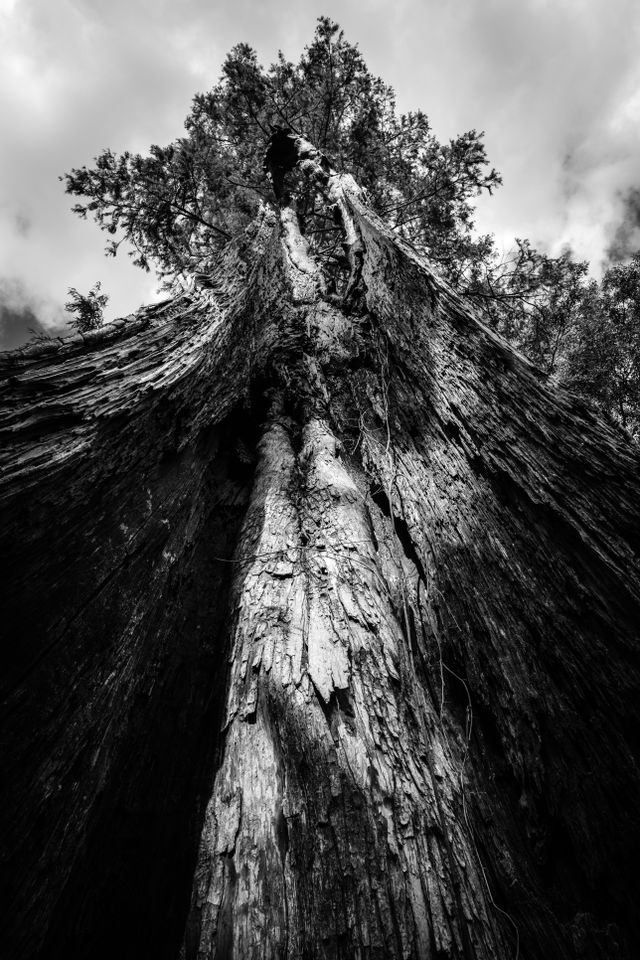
[1,133,640,960]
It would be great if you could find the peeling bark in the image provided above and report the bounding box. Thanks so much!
[2,134,640,960]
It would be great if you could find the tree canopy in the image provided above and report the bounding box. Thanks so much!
[63,18,500,284]
[62,16,640,437]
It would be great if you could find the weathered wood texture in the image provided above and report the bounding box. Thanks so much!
[2,138,640,960]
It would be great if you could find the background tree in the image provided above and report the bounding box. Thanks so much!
[464,240,590,369]
[64,281,109,333]
[560,255,640,437]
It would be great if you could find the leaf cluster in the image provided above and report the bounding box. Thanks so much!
[64,281,109,333]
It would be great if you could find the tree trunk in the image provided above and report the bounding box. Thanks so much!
[2,135,640,960]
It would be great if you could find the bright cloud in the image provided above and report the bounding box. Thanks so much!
[2,0,640,347]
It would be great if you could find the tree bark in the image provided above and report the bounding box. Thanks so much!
[2,135,640,960]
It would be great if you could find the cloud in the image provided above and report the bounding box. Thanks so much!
[0,305,63,351]
[379,0,640,272]
[0,0,220,338]
[607,187,640,262]
[0,276,67,349]
[14,213,31,237]
[2,0,640,350]
[0,304,46,351]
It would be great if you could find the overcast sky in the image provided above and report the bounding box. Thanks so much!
[2,0,640,347]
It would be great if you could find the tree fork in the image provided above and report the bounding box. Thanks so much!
[1,132,640,960]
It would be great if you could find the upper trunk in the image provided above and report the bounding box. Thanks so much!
[2,134,640,960]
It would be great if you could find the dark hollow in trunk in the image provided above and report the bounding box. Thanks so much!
[2,134,640,960]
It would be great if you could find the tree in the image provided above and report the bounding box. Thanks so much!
[465,239,592,372]
[61,18,502,291]
[2,130,640,960]
[561,255,640,438]
[62,17,606,395]
[64,281,109,333]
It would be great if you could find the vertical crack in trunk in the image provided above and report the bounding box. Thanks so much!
[182,178,517,960]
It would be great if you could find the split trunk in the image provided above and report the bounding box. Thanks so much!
[2,137,640,960]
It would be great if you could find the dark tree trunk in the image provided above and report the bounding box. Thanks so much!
[2,136,640,960]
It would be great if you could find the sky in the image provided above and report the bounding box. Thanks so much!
[2,0,640,348]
